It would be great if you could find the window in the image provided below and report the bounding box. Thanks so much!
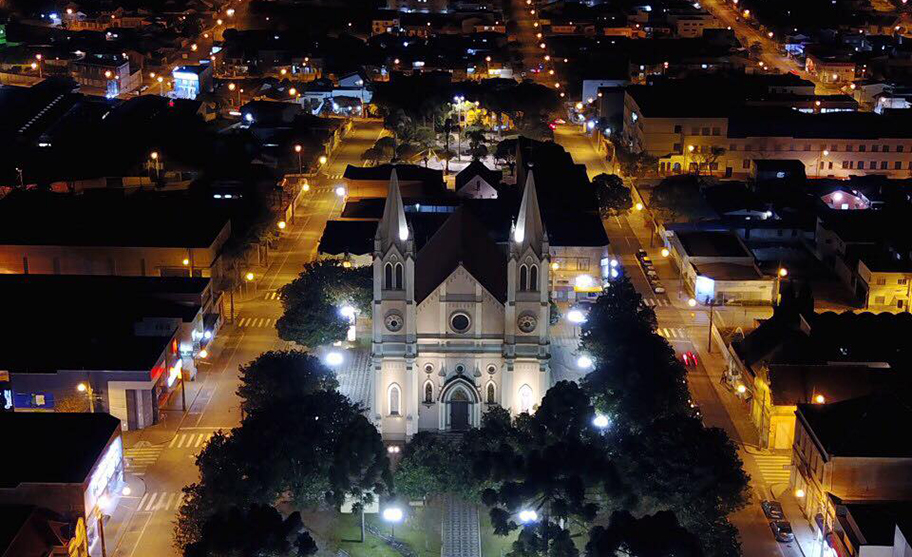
[881,161,889,170]
[384,263,393,289]
[898,145,905,153]
[388,384,401,415]
[578,258,590,271]
[899,278,908,285]
[729,144,738,151]
[529,265,539,290]
[673,142,682,153]
[690,126,700,135]
[804,144,811,152]
[519,385,534,413]
[701,127,710,135]
[858,161,865,169]
[486,382,496,404]
[883,145,890,152]
[395,263,404,289]
[744,144,753,151]
[674,124,682,133]
[875,296,886,304]
[842,161,849,169]
[899,300,905,309]
[712,127,721,136]
[519,265,528,291]
[876,278,887,286]
[897,161,903,170]
[450,312,471,333]
[846,144,854,152]
[859,144,867,152]
[828,162,833,170]
[424,381,434,403]
[742,159,751,169]
[871,161,877,169]
[830,145,838,152]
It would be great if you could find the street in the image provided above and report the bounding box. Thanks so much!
[553,124,806,557]
[109,120,384,557]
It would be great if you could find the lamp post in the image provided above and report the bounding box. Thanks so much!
[382,507,404,540]
[150,151,160,181]
[452,96,464,161]
[294,144,303,175]
[34,54,43,78]
[816,149,829,178]
[77,382,97,413]
[228,82,240,106]
[157,75,165,95]
[688,297,719,353]
[776,267,788,304]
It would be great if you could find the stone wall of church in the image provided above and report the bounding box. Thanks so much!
[378,359,410,441]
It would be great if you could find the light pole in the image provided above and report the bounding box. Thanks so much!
[294,144,303,174]
[453,96,464,161]
[688,297,719,353]
[157,75,165,95]
[228,82,240,106]
[816,149,829,178]
[34,54,42,78]
[150,151,160,181]
[382,507,404,539]
[77,382,97,413]
[776,267,788,304]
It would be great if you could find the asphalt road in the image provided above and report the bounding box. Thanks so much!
[110,120,385,557]
[552,125,797,557]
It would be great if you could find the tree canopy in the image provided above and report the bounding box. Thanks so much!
[649,175,712,223]
[592,173,633,218]
[236,350,338,416]
[185,505,317,557]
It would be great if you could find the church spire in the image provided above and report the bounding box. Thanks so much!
[513,170,545,255]
[376,168,409,252]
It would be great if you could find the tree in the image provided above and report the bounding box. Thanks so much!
[649,175,710,223]
[175,391,393,552]
[591,174,632,217]
[395,432,475,500]
[473,382,615,557]
[237,351,338,416]
[184,505,317,557]
[277,260,372,348]
[614,142,658,178]
[691,147,726,176]
[586,511,703,557]
[465,127,488,161]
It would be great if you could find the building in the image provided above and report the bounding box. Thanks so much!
[70,54,140,97]
[455,160,501,199]
[371,170,551,441]
[0,275,219,429]
[806,53,856,85]
[825,497,912,557]
[0,505,86,557]
[666,230,775,304]
[621,83,912,178]
[792,394,912,532]
[0,191,231,282]
[171,64,213,100]
[343,164,446,199]
[0,413,123,557]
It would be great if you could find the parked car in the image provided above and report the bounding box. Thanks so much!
[646,269,659,279]
[770,521,794,542]
[653,285,666,294]
[636,249,648,259]
[761,501,785,520]
[682,351,698,367]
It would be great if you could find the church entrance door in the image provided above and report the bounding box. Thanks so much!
[449,388,470,431]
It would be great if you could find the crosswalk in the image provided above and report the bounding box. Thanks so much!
[264,290,280,301]
[644,298,672,307]
[136,491,185,513]
[324,172,344,180]
[236,316,276,328]
[656,327,688,339]
[124,442,163,476]
[168,432,214,449]
[752,453,793,487]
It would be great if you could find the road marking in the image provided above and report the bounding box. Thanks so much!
[752,453,793,487]
[657,327,686,339]
[265,291,279,300]
[169,432,214,449]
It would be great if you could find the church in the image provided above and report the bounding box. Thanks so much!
[370,169,551,441]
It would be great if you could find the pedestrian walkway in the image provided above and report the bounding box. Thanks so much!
[441,496,481,557]
[644,297,672,307]
[264,290,280,301]
[657,327,687,339]
[236,316,276,328]
[136,491,185,513]
[168,431,214,449]
[748,450,793,495]
[336,348,372,407]
[124,441,162,475]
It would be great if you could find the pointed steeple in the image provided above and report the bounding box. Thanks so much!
[513,170,545,255]
[376,168,409,252]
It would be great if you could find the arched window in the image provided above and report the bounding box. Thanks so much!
[388,383,401,416]
[424,381,434,403]
[529,265,539,290]
[519,384,534,413]
[519,265,528,291]
[395,263,404,290]
[384,263,393,290]
[486,382,497,404]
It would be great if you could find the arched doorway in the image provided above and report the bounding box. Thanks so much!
[439,377,481,431]
[450,388,470,430]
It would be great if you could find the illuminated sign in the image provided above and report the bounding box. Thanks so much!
[86,436,123,514]
[167,359,182,387]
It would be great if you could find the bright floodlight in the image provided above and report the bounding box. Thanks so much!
[339,305,356,319]
[382,507,404,523]
[325,351,344,366]
[122,486,132,496]
[335,186,346,197]
[592,414,610,428]
[567,309,586,324]
[518,510,538,523]
[575,274,594,288]
[77,383,87,392]
[688,298,697,308]
[577,355,593,369]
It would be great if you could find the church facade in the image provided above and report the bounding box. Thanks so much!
[370,170,551,441]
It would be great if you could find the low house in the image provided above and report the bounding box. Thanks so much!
[792,394,912,533]
[342,164,446,199]
[826,497,912,557]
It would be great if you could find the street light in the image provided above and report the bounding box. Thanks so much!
[382,507,404,538]
[245,272,255,281]
[688,297,697,308]
[157,75,164,95]
[814,394,826,404]
[577,355,593,369]
[319,155,328,165]
[77,383,96,412]
[567,309,586,324]
[325,351,344,366]
[661,248,670,257]
[518,510,538,523]
[592,414,610,428]
[294,144,303,174]
[277,221,286,230]
[335,186,346,197]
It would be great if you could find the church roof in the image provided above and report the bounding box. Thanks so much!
[455,160,502,191]
[375,169,410,253]
[415,207,508,304]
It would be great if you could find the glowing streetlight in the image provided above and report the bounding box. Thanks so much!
[104,70,112,79]
[779,268,788,278]
[635,202,644,211]
[122,486,132,496]
[577,355,594,369]
[182,258,190,266]
[326,351,344,366]
[382,507,404,538]
[795,488,805,498]
[77,383,87,392]
[339,305,356,319]
[592,414,610,428]
[567,309,586,324]
[245,272,255,281]
[289,87,297,96]
[191,43,198,51]
[823,149,830,156]
[518,510,538,523]
[736,384,747,394]
[335,186,346,197]
[319,155,328,165]
[550,262,560,270]
[575,102,583,110]
[688,145,695,153]
[814,394,825,404]
[277,221,286,230]
[226,8,235,16]
[661,248,670,257]
[688,298,697,308]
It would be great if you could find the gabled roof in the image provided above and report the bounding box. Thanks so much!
[415,207,507,304]
[798,393,912,458]
[455,160,501,191]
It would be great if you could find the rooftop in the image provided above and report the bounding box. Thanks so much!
[676,230,753,258]
[692,262,763,280]
[798,393,912,458]
[0,413,121,488]
[768,364,894,406]
[0,191,231,248]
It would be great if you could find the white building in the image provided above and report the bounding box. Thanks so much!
[371,170,551,441]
